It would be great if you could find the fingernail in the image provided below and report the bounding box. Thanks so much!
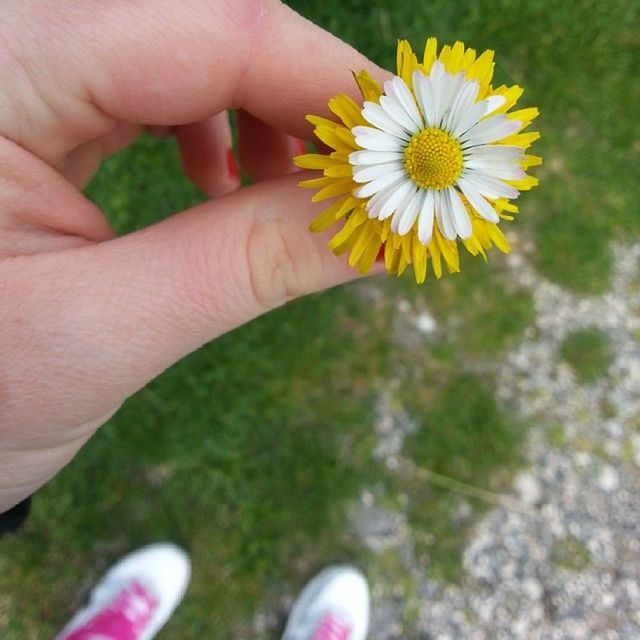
[293,138,307,156]
[227,149,239,181]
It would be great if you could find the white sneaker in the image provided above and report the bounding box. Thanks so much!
[282,565,370,640]
[56,543,190,640]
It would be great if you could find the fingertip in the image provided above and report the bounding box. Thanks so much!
[175,113,240,197]
[238,110,301,183]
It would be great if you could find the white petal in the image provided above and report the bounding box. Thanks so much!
[462,169,520,199]
[456,177,500,222]
[464,144,524,162]
[390,185,420,232]
[377,180,416,220]
[418,189,435,244]
[354,169,407,198]
[349,150,405,166]
[452,100,492,137]
[447,187,472,239]
[397,189,425,236]
[430,61,445,84]
[352,161,404,183]
[352,126,405,152]
[435,189,457,240]
[452,95,507,138]
[484,94,507,116]
[441,72,466,130]
[367,179,407,218]
[432,70,453,128]
[463,158,526,181]
[444,79,479,133]
[461,115,522,147]
[412,71,434,127]
[362,102,411,140]
[384,76,424,130]
[379,95,419,134]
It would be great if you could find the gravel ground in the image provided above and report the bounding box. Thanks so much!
[251,241,640,640]
[355,241,640,639]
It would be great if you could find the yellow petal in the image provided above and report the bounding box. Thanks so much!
[423,37,438,73]
[294,154,337,170]
[311,179,355,202]
[486,223,511,253]
[508,175,539,191]
[491,85,524,113]
[313,125,354,152]
[411,235,428,284]
[508,107,540,130]
[523,154,543,168]
[309,196,357,232]
[329,94,366,129]
[348,221,377,267]
[353,70,383,102]
[299,176,334,189]
[397,39,419,87]
[324,164,353,178]
[499,131,540,149]
[429,237,443,279]
[462,47,477,73]
[358,233,382,274]
[468,49,495,96]
[447,41,466,74]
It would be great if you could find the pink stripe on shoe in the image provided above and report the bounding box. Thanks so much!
[62,581,158,640]
[311,613,352,640]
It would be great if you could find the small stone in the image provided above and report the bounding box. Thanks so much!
[507,252,524,269]
[397,299,411,313]
[361,490,374,508]
[523,578,543,600]
[597,465,620,492]
[605,420,624,437]
[574,452,592,467]
[414,311,437,334]
[605,440,621,457]
[514,471,543,505]
[386,457,400,471]
[602,592,616,608]
[452,500,473,524]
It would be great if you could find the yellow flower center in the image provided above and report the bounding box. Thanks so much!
[403,127,463,190]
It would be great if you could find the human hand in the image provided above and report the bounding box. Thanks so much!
[0,0,385,511]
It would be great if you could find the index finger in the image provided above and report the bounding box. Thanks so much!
[2,0,387,160]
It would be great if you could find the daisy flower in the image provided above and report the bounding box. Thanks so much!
[295,38,541,283]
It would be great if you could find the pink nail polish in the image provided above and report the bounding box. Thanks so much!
[227,149,239,181]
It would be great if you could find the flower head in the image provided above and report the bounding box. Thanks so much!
[295,38,541,283]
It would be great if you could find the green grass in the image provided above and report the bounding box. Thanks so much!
[545,422,569,448]
[560,328,613,384]
[2,0,639,636]
[551,536,592,572]
[398,253,535,358]
[400,374,524,581]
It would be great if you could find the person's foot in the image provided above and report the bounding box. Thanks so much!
[56,543,190,640]
[282,565,370,640]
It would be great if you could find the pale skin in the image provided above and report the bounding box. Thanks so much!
[0,0,388,512]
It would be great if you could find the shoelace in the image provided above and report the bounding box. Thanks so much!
[310,613,352,640]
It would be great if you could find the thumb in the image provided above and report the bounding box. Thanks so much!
[4,174,372,432]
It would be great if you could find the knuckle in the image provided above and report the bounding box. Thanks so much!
[244,211,311,310]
